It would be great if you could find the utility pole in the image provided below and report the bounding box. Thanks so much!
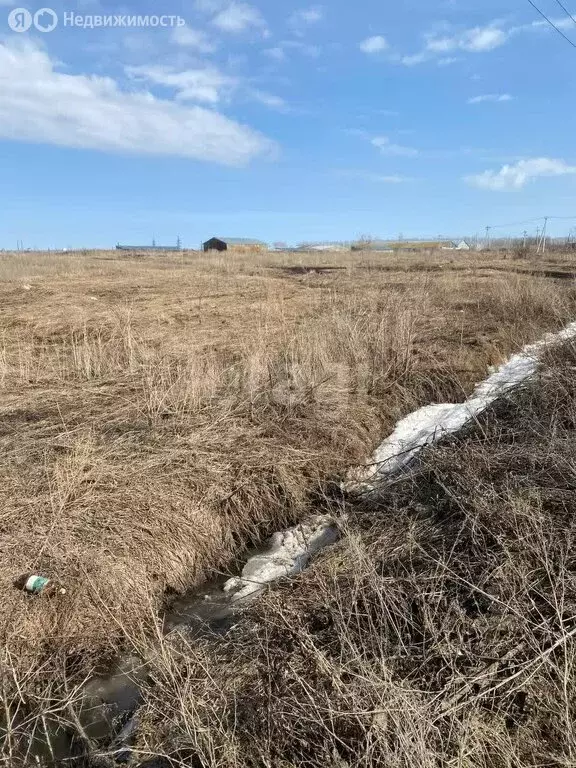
[523,230,528,249]
[485,226,491,250]
[537,217,549,255]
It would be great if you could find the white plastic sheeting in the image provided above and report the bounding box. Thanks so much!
[223,515,339,602]
[345,321,576,493]
[230,322,576,594]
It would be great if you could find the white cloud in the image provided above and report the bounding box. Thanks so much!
[458,25,508,51]
[212,2,267,34]
[360,35,389,54]
[468,93,513,104]
[374,174,410,183]
[264,47,287,61]
[427,24,508,53]
[250,90,287,110]
[438,56,459,66]
[0,39,274,166]
[402,14,576,66]
[263,40,321,59]
[289,6,324,32]
[127,63,285,112]
[127,64,237,104]
[371,135,418,157]
[512,16,576,34]
[401,52,428,66]
[402,22,508,65]
[466,158,576,190]
[171,25,217,53]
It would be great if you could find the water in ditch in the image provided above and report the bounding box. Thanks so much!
[13,517,339,767]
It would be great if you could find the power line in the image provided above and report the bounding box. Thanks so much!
[553,0,576,28]
[482,215,576,245]
[488,216,544,230]
[487,215,576,231]
[526,0,576,48]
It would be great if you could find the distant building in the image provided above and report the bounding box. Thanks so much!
[388,240,455,251]
[116,245,182,252]
[440,241,472,251]
[353,239,469,253]
[353,240,394,252]
[203,237,268,253]
[299,243,348,252]
[116,239,182,252]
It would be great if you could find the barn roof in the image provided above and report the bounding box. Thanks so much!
[211,237,267,246]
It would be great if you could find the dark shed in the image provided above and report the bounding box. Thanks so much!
[203,237,267,252]
[203,237,228,252]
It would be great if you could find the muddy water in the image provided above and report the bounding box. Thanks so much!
[163,574,240,634]
[22,517,339,766]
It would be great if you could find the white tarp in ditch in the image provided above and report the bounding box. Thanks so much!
[344,321,576,493]
[223,516,339,602]
[220,321,576,600]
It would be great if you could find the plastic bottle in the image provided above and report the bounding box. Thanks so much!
[13,573,66,596]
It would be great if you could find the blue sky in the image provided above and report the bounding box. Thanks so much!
[1,0,576,248]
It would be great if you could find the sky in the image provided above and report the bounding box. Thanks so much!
[1,0,576,248]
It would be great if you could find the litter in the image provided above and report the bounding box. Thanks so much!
[13,573,66,596]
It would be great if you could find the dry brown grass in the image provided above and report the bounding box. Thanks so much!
[136,341,576,768]
[1,247,576,765]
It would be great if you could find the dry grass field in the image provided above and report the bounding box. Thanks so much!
[139,341,576,768]
[1,246,576,766]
